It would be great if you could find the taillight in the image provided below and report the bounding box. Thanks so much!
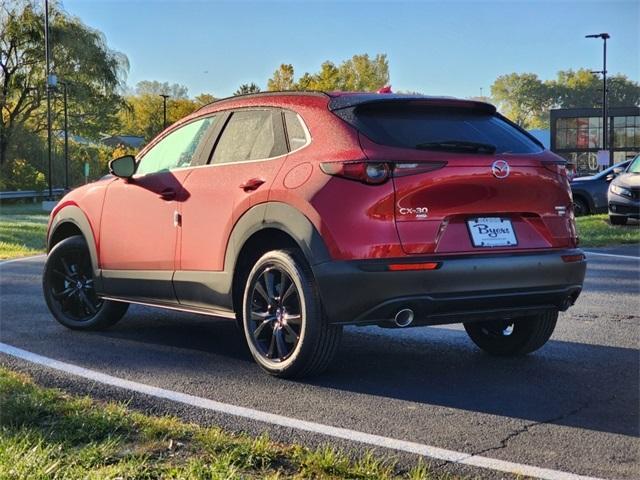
[393,162,447,177]
[320,161,390,184]
[320,161,446,185]
[542,159,567,177]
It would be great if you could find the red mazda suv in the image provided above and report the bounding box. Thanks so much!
[43,92,586,377]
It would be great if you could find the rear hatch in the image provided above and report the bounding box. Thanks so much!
[331,96,576,255]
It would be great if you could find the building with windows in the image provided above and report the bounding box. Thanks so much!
[550,107,640,176]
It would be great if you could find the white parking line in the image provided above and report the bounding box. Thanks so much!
[584,251,639,260]
[0,342,605,480]
[0,254,46,266]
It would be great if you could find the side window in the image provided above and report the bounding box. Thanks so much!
[137,117,215,175]
[212,110,286,164]
[284,110,309,152]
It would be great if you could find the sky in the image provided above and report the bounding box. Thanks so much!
[63,0,639,99]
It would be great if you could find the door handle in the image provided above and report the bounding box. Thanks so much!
[159,188,176,200]
[239,178,265,192]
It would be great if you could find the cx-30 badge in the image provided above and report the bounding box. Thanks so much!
[491,160,510,179]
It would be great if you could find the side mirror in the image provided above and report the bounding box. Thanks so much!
[606,167,624,182]
[109,155,136,179]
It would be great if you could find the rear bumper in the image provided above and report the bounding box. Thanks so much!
[313,249,586,326]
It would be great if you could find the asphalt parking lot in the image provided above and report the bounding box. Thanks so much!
[1,248,638,479]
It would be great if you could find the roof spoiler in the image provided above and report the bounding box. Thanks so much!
[328,94,496,114]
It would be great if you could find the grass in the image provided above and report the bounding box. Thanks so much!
[0,367,444,479]
[575,214,639,247]
[0,204,48,260]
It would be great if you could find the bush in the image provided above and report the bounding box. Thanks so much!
[0,159,48,191]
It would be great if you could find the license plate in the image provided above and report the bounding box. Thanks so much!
[467,217,517,247]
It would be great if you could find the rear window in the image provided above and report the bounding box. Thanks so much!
[342,104,543,154]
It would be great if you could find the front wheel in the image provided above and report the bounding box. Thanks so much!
[242,250,342,378]
[463,311,558,356]
[43,236,128,330]
[609,215,628,226]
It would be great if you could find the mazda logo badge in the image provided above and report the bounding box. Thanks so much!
[491,160,510,179]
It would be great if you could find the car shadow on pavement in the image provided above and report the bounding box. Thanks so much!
[309,326,639,438]
[96,312,638,438]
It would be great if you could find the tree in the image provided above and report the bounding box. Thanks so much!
[266,54,390,93]
[490,73,552,129]
[1,0,127,166]
[490,69,640,129]
[267,64,296,91]
[135,80,188,99]
[118,93,200,140]
[550,69,640,108]
[234,82,261,96]
[337,54,389,91]
[194,93,216,107]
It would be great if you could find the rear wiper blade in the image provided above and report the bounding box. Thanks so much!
[415,140,497,154]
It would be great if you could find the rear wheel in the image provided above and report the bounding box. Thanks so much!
[43,236,128,330]
[242,249,342,378]
[609,215,628,225]
[463,311,557,356]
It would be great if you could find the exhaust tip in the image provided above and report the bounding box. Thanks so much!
[394,308,415,327]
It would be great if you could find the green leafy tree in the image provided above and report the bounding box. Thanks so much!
[234,83,261,96]
[270,54,390,92]
[490,69,639,129]
[118,90,201,141]
[550,69,640,108]
[194,93,216,107]
[490,73,552,129]
[337,54,389,91]
[1,0,127,188]
[267,64,296,91]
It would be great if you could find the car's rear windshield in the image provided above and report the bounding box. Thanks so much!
[339,104,543,154]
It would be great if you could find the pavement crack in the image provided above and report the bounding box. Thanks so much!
[471,400,593,458]
[431,397,615,472]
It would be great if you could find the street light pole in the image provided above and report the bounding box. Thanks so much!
[159,94,169,129]
[60,81,69,190]
[586,33,610,162]
[44,0,53,199]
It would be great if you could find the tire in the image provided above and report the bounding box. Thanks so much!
[242,249,342,378]
[609,215,628,225]
[573,197,589,216]
[43,236,128,330]
[463,311,558,356]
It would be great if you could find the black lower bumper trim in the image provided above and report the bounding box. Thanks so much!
[313,249,586,326]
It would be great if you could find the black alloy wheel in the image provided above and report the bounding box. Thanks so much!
[248,265,302,362]
[43,236,128,330]
[242,250,342,378]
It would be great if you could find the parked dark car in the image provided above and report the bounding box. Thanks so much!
[570,160,631,215]
[42,92,586,378]
[608,155,640,225]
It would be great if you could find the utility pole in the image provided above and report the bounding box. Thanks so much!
[586,33,610,164]
[159,94,170,129]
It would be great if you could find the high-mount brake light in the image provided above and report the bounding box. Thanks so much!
[320,161,446,185]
